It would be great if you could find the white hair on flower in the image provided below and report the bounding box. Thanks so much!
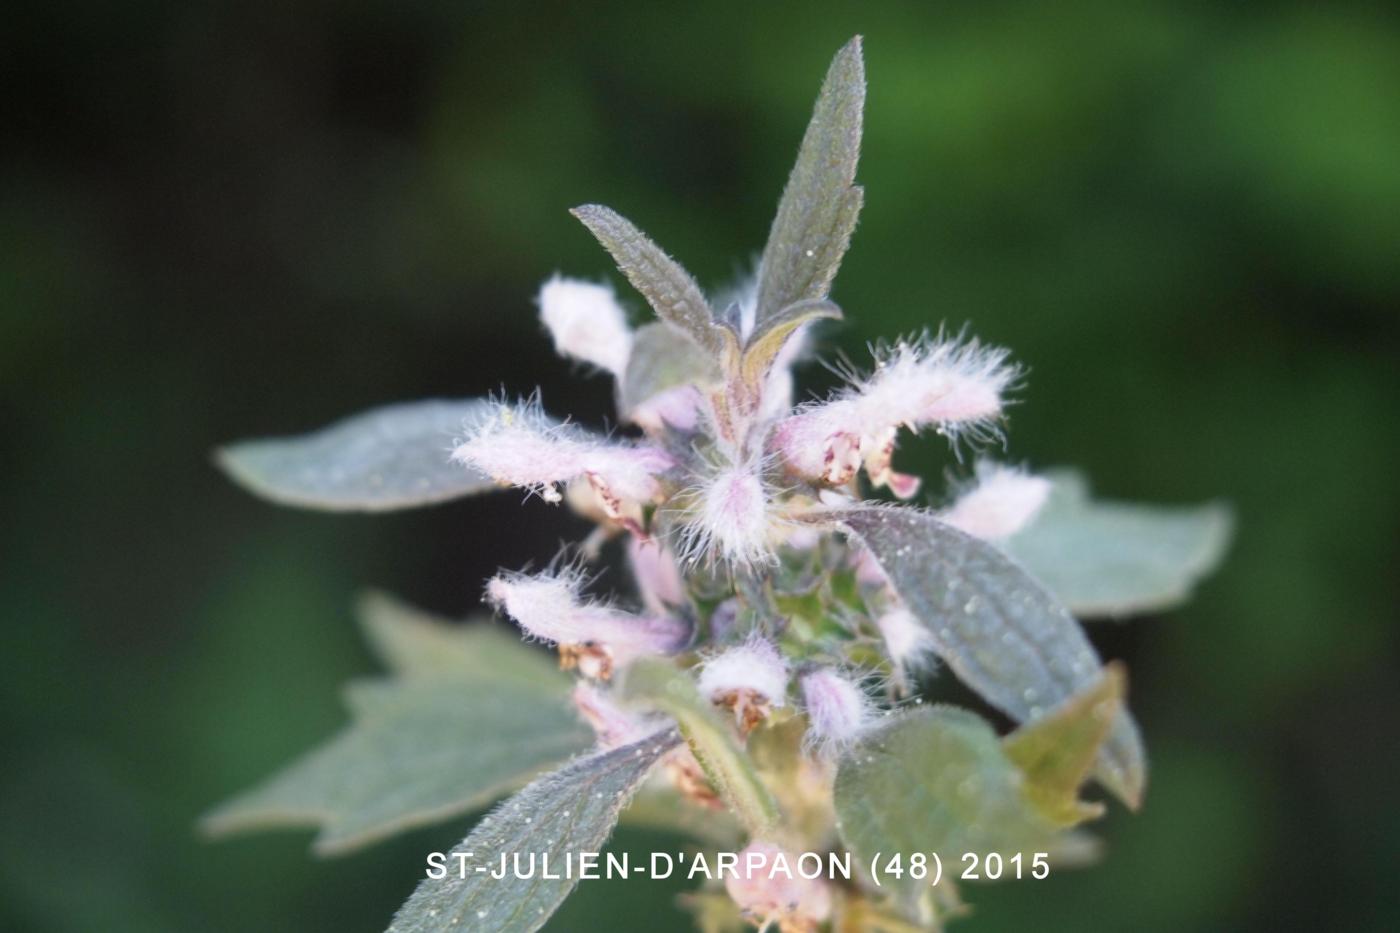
[939,461,1051,541]
[485,567,688,679]
[451,395,674,513]
[771,330,1020,496]
[698,636,789,731]
[876,606,935,672]
[799,667,874,755]
[675,452,787,569]
[538,275,633,376]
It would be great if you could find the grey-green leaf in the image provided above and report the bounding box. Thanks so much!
[201,673,591,855]
[1003,471,1233,617]
[837,506,1146,809]
[835,707,1057,896]
[356,590,564,687]
[202,594,588,855]
[216,399,496,511]
[570,204,723,355]
[386,730,682,933]
[754,37,865,326]
[618,322,722,421]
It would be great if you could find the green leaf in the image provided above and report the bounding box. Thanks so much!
[754,37,865,327]
[202,596,591,855]
[836,506,1146,809]
[216,399,496,511]
[570,204,724,355]
[1003,471,1233,617]
[386,730,683,933]
[618,322,722,420]
[834,707,1057,893]
[356,590,562,687]
[618,659,780,837]
[1002,664,1125,826]
[739,298,842,396]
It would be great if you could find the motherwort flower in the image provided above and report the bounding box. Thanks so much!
[799,668,874,755]
[938,462,1051,541]
[538,275,633,375]
[772,333,1019,497]
[485,569,688,679]
[698,637,789,733]
[451,397,673,521]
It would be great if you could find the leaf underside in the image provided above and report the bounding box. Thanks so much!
[1004,471,1233,617]
[216,398,497,511]
[386,730,683,933]
[837,506,1146,809]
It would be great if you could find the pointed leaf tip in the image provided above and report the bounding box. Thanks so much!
[569,204,721,356]
[754,38,866,327]
[1004,663,1128,825]
[216,398,499,512]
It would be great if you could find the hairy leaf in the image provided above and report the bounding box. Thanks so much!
[356,590,562,687]
[202,674,590,855]
[834,707,1057,895]
[618,659,780,836]
[386,730,682,933]
[202,595,589,855]
[570,204,722,354]
[618,322,722,419]
[837,506,1146,808]
[754,37,865,326]
[1002,664,1125,825]
[216,399,496,511]
[1004,471,1233,617]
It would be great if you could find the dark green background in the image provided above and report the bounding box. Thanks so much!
[4,1,1398,930]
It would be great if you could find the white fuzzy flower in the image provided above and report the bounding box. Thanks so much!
[939,462,1051,541]
[724,841,832,929]
[772,332,1018,495]
[876,607,934,672]
[486,569,688,679]
[452,398,673,517]
[800,668,873,755]
[538,276,632,375]
[679,458,782,567]
[698,638,789,732]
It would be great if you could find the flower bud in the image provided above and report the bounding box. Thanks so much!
[939,463,1050,541]
[800,668,872,755]
[538,276,632,375]
[698,638,789,733]
[724,841,831,931]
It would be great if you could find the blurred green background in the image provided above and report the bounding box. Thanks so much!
[4,0,1398,930]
